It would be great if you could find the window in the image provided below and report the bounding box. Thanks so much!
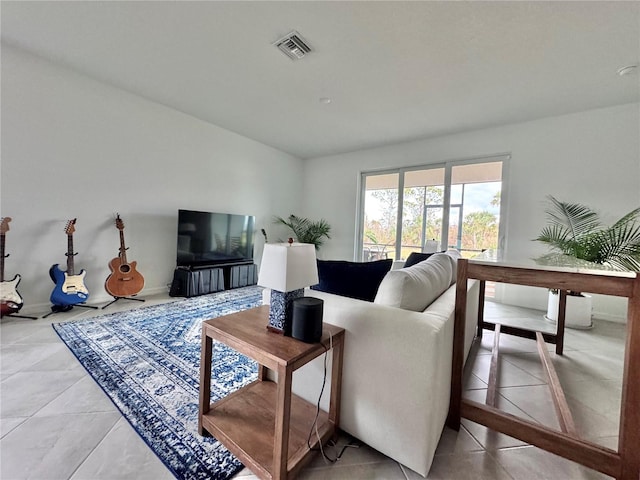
[361,173,399,262]
[358,156,507,264]
[400,168,445,259]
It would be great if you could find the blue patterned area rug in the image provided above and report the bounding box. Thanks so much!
[53,286,264,480]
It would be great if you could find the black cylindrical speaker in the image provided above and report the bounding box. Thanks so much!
[291,297,324,343]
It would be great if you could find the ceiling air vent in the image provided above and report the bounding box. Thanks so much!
[274,31,312,60]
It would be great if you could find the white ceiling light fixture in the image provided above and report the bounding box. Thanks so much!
[617,64,638,76]
[273,30,312,60]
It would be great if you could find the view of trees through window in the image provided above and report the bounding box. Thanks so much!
[361,161,503,261]
[363,188,397,259]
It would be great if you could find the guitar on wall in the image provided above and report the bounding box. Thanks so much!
[49,218,89,307]
[0,217,24,316]
[105,214,144,298]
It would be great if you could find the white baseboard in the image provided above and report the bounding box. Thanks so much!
[593,311,627,324]
[12,286,171,317]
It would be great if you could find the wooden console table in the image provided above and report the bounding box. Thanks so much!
[448,259,639,480]
[198,305,345,480]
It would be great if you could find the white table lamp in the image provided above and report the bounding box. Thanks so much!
[258,242,318,335]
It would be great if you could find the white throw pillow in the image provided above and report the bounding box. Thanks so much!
[374,253,453,312]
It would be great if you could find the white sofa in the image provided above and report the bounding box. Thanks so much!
[265,252,480,477]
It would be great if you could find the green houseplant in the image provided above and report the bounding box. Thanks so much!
[535,195,640,271]
[535,195,640,328]
[273,214,331,251]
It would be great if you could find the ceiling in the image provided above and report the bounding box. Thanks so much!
[2,1,639,159]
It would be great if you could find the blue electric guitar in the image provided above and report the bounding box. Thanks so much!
[49,219,89,306]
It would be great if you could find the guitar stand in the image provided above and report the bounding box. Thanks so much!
[42,303,99,319]
[0,312,38,320]
[102,296,145,310]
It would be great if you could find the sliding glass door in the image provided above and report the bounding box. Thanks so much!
[448,161,504,255]
[400,168,446,259]
[361,173,399,262]
[358,156,507,262]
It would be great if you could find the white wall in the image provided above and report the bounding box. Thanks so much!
[4,43,637,321]
[302,103,640,321]
[1,45,303,313]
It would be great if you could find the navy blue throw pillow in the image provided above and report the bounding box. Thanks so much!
[403,252,437,268]
[310,259,393,302]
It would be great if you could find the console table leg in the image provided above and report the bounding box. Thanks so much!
[477,280,486,339]
[447,258,469,430]
[555,290,567,355]
[619,276,640,480]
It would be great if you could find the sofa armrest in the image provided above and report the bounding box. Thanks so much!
[290,279,478,477]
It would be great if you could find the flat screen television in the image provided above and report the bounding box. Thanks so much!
[177,209,255,268]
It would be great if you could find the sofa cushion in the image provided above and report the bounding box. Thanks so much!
[444,249,462,285]
[374,253,453,311]
[404,251,437,268]
[310,259,393,302]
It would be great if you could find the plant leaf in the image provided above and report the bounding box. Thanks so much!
[273,214,331,250]
[536,196,640,271]
[544,195,602,241]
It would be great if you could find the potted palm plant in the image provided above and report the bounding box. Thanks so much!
[535,195,640,328]
[273,214,331,251]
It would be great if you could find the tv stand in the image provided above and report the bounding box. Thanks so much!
[225,261,258,290]
[169,261,257,297]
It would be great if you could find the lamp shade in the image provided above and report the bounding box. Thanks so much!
[257,243,318,292]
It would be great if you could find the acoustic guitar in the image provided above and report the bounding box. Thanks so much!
[0,217,24,316]
[105,214,144,298]
[49,219,89,306]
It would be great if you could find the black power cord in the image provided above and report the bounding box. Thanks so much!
[306,336,360,463]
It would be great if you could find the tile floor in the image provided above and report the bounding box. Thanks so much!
[0,293,626,479]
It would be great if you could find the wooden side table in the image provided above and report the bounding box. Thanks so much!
[198,305,345,480]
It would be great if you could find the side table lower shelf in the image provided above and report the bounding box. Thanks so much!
[201,380,333,479]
